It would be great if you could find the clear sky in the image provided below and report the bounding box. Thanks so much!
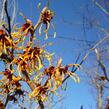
[6,0,109,109]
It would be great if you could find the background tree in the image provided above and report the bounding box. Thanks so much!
[0,0,80,109]
[55,0,109,108]
[78,0,109,108]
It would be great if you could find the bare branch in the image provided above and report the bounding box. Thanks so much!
[1,0,6,21]
[93,0,109,16]
[4,0,11,34]
[95,49,109,81]
[63,33,109,83]
[11,0,16,26]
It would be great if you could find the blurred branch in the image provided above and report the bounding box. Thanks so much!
[1,0,6,21]
[80,105,83,109]
[11,0,16,26]
[48,34,95,44]
[63,33,109,83]
[47,0,50,7]
[19,12,27,22]
[95,49,109,81]
[93,0,109,16]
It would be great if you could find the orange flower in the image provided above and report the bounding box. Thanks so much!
[39,7,54,39]
[29,83,49,101]
[20,19,34,36]
[43,60,80,91]
[44,66,55,77]
[0,29,13,55]
[40,7,53,24]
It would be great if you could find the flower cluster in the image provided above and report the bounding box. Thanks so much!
[0,5,80,106]
[29,83,49,101]
[39,7,54,39]
[40,7,53,24]
[0,69,21,94]
[19,19,34,36]
[30,59,80,101]
[12,44,53,79]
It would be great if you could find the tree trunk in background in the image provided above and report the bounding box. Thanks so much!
[80,105,83,109]
[97,86,103,109]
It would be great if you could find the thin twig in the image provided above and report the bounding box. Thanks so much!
[34,18,42,33]
[4,94,9,107]
[4,0,11,34]
[71,53,81,71]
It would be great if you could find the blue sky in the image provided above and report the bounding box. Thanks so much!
[6,0,109,108]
